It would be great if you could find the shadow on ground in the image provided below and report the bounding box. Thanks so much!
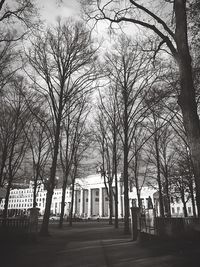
[1,221,200,267]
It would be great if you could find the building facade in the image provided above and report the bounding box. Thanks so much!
[0,174,197,218]
[0,181,71,216]
[73,174,123,218]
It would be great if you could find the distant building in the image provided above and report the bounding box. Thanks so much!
[73,174,123,218]
[0,174,197,218]
[0,181,71,216]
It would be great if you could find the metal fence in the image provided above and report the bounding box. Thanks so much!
[139,209,156,235]
[138,209,200,239]
[0,218,31,234]
[155,217,200,239]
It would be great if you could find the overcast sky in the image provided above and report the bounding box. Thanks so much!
[35,0,145,54]
[37,0,81,24]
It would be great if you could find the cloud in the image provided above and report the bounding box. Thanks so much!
[37,0,80,25]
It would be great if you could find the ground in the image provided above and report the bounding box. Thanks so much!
[1,221,200,267]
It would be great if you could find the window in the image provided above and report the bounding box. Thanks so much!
[95,191,99,196]
[95,198,99,202]
[171,207,175,214]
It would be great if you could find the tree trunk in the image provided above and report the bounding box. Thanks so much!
[59,179,67,228]
[164,173,171,217]
[69,164,77,227]
[180,190,188,217]
[175,0,200,216]
[188,179,196,217]
[3,179,12,219]
[136,187,141,210]
[114,171,118,228]
[135,160,141,210]
[69,181,75,227]
[122,89,130,234]
[108,183,113,225]
[40,119,61,235]
[0,147,7,187]
[113,126,118,228]
[123,144,130,233]
[154,127,164,217]
[33,178,38,208]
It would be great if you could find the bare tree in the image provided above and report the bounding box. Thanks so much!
[24,115,52,208]
[68,110,92,227]
[27,20,97,235]
[129,125,150,211]
[0,0,39,42]
[0,76,30,218]
[0,0,39,92]
[94,85,121,227]
[59,93,92,228]
[82,0,200,216]
[93,107,115,225]
[103,36,156,233]
[172,137,196,217]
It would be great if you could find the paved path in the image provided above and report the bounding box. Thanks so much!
[1,222,200,267]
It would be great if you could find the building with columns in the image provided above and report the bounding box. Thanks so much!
[0,174,197,218]
[73,174,124,218]
[73,174,197,218]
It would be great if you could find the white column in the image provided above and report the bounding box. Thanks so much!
[88,188,91,217]
[99,187,103,217]
[80,189,83,216]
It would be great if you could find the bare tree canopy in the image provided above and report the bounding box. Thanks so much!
[82,0,200,217]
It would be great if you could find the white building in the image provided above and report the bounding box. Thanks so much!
[0,174,197,218]
[0,182,71,216]
[73,174,123,218]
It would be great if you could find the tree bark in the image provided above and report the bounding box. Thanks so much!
[164,170,171,217]
[189,180,197,217]
[175,0,200,216]
[40,116,62,235]
[153,116,165,217]
[108,183,113,225]
[123,95,130,233]
[0,146,7,187]
[69,163,78,227]
[59,179,67,228]
[123,138,130,233]
[69,180,75,227]
[180,189,188,217]
[3,179,12,219]
[114,160,118,228]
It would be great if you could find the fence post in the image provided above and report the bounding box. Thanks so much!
[130,207,140,241]
[29,208,40,234]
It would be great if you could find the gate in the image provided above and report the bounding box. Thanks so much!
[139,208,156,235]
